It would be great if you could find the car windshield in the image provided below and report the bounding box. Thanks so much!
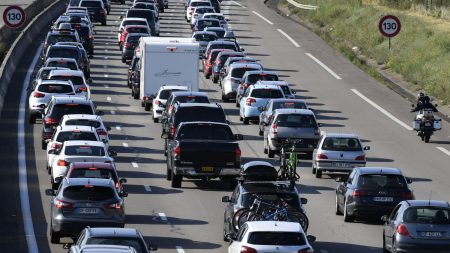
[51,104,94,118]
[48,48,79,61]
[242,193,299,209]
[231,67,260,78]
[174,108,226,125]
[37,84,73,93]
[47,35,77,45]
[321,137,362,151]
[87,238,145,253]
[196,8,213,14]
[247,232,306,246]
[64,145,105,156]
[250,89,284,99]
[174,96,210,104]
[272,102,307,110]
[357,174,407,189]
[194,33,216,41]
[68,168,116,180]
[65,119,101,128]
[275,114,316,128]
[177,124,233,141]
[56,131,97,142]
[50,75,84,86]
[47,61,78,70]
[63,185,114,201]
[403,207,450,224]
[80,1,102,7]
[160,89,185,100]
[247,74,279,84]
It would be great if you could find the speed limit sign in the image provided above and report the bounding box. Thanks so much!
[3,5,26,29]
[379,15,401,37]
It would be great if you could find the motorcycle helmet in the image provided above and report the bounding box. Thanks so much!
[418,92,425,100]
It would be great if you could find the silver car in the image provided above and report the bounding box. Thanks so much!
[312,133,370,178]
[263,109,321,158]
[258,99,308,136]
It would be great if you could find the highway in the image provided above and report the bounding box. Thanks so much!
[3,0,450,252]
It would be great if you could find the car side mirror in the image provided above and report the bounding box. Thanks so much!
[97,110,105,116]
[102,139,108,144]
[222,196,231,202]
[225,233,236,241]
[62,243,73,249]
[381,215,389,223]
[120,178,127,184]
[334,176,346,182]
[45,189,56,196]
[363,146,370,150]
[306,235,316,243]
[108,150,117,157]
[317,123,323,127]
[148,244,158,251]
[106,126,111,131]
[234,134,243,140]
[48,149,57,155]
[300,197,308,205]
[240,48,245,52]
[406,177,413,184]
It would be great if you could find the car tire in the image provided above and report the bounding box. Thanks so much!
[153,116,159,123]
[47,165,51,175]
[315,169,322,178]
[166,159,172,181]
[102,21,107,26]
[50,228,60,244]
[392,238,399,253]
[171,171,182,188]
[235,100,240,108]
[263,141,268,154]
[133,89,139,99]
[344,199,354,222]
[140,100,144,107]
[29,113,36,124]
[41,140,47,150]
[268,147,275,158]
[258,129,263,136]
[165,4,168,8]
[122,58,126,63]
[243,117,249,125]
[51,177,58,190]
[144,103,151,111]
[223,224,229,242]
[335,195,343,215]
[312,165,317,174]
[213,76,218,83]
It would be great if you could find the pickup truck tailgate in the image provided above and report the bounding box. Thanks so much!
[178,141,237,166]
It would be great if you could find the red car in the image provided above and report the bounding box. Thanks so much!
[203,49,234,79]
[119,25,150,49]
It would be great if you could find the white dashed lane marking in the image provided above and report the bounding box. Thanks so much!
[122,142,128,147]
[144,185,152,192]
[131,162,139,168]
[437,147,450,157]
[159,212,168,221]
[110,110,116,115]
[252,11,273,25]
[277,29,300,48]
[306,53,342,80]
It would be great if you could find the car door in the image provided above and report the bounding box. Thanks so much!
[225,187,239,231]
[259,101,271,129]
[337,169,356,207]
[384,204,402,248]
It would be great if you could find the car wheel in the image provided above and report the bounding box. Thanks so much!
[243,117,249,125]
[50,228,60,244]
[41,139,47,150]
[102,21,107,26]
[47,165,51,175]
[122,58,126,63]
[344,199,354,222]
[166,158,172,181]
[263,140,268,154]
[153,116,159,123]
[171,171,182,188]
[29,113,36,124]
[204,72,209,79]
[165,4,168,8]
[315,169,322,178]
[51,177,58,190]
[335,195,342,215]
[223,224,229,242]
[312,165,317,174]
[213,76,218,83]
[268,147,275,158]
[144,103,151,111]
[235,100,240,108]
[392,238,399,253]
[133,89,139,99]
[258,129,263,136]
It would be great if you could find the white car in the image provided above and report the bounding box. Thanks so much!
[239,83,285,124]
[256,80,296,99]
[59,114,111,144]
[118,18,150,43]
[150,85,189,122]
[48,69,91,99]
[28,80,75,124]
[190,7,216,27]
[227,221,315,253]
[201,13,228,30]
[221,63,262,102]
[186,0,212,22]
[46,125,101,173]
[49,140,116,189]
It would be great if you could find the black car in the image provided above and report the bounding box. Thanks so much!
[79,0,107,25]
[43,44,90,78]
[131,58,142,99]
[335,167,414,222]
[210,0,221,13]
[124,9,157,36]
[128,56,140,88]
[73,23,94,56]
[122,33,148,63]
[222,161,308,240]
[43,29,80,57]
[161,91,210,126]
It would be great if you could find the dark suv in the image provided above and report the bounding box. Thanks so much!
[43,44,90,78]
[41,96,99,149]
[43,29,80,56]
[79,0,107,25]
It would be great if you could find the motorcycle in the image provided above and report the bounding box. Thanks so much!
[412,107,441,143]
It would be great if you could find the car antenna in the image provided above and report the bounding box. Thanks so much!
[428,190,432,206]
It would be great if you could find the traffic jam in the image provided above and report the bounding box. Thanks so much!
[26,0,450,252]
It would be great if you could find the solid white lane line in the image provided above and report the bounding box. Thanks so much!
[110,110,116,115]
[131,162,139,168]
[159,212,168,221]
[107,97,111,101]
[116,126,121,130]
[176,246,185,253]
[231,0,246,8]
[144,185,152,192]
[437,147,450,157]
[122,142,129,148]
[252,11,273,25]
[351,89,413,131]
[305,53,342,80]
[19,45,41,253]
[277,29,300,47]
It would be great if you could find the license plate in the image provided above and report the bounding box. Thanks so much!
[201,166,214,172]
[373,197,394,202]
[421,231,442,237]
[333,162,350,168]
[424,122,432,126]
[78,208,99,214]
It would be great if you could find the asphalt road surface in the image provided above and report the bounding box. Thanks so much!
[3,0,450,253]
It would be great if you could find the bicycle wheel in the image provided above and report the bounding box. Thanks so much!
[248,213,265,221]
[287,212,309,232]
[237,209,254,229]
[232,208,249,230]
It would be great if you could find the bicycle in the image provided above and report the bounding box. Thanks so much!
[279,138,302,184]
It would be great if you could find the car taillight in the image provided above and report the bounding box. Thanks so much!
[33,92,45,98]
[317,153,328,160]
[355,155,365,160]
[55,199,74,209]
[154,100,161,105]
[99,10,105,15]
[44,117,58,125]
[105,202,123,209]
[89,35,94,40]
[171,126,176,136]
[115,182,120,188]
[57,159,69,167]
[270,124,278,134]
[352,189,368,197]
[240,246,257,253]
[243,83,249,89]
[97,129,108,136]
[246,98,256,106]
[51,143,61,149]
[396,224,410,237]
[78,87,88,92]
[398,191,414,199]
[235,147,241,162]
[173,146,181,158]
[124,42,132,49]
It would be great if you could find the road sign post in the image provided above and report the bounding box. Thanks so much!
[379,15,401,50]
[3,5,26,29]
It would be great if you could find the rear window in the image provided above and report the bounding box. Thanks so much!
[195,8,214,14]
[209,30,225,38]
[357,174,407,189]
[46,34,77,45]
[68,168,116,180]
[48,48,80,61]
[87,238,145,253]
[80,1,102,7]
[403,208,450,224]
[231,67,259,78]
[159,89,185,100]
[321,137,362,151]
[50,75,84,86]
[126,35,142,43]
[174,96,210,104]
[56,131,97,142]
[46,61,78,70]
[194,33,217,41]
[50,104,94,118]
[250,88,284,99]
[177,124,234,141]
[64,145,105,156]
[198,20,220,28]
[248,232,306,246]
[38,84,73,93]
[273,101,307,110]
[65,119,101,128]
[174,107,226,125]
[275,114,317,128]
[191,2,211,7]
[126,27,148,34]
[206,15,224,21]
[63,185,114,201]
[247,74,278,84]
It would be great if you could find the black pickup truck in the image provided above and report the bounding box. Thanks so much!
[165,122,243,188]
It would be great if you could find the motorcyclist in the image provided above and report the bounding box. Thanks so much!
[411,94,438,113]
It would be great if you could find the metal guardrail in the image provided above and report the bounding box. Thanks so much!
[286,0,318,10]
